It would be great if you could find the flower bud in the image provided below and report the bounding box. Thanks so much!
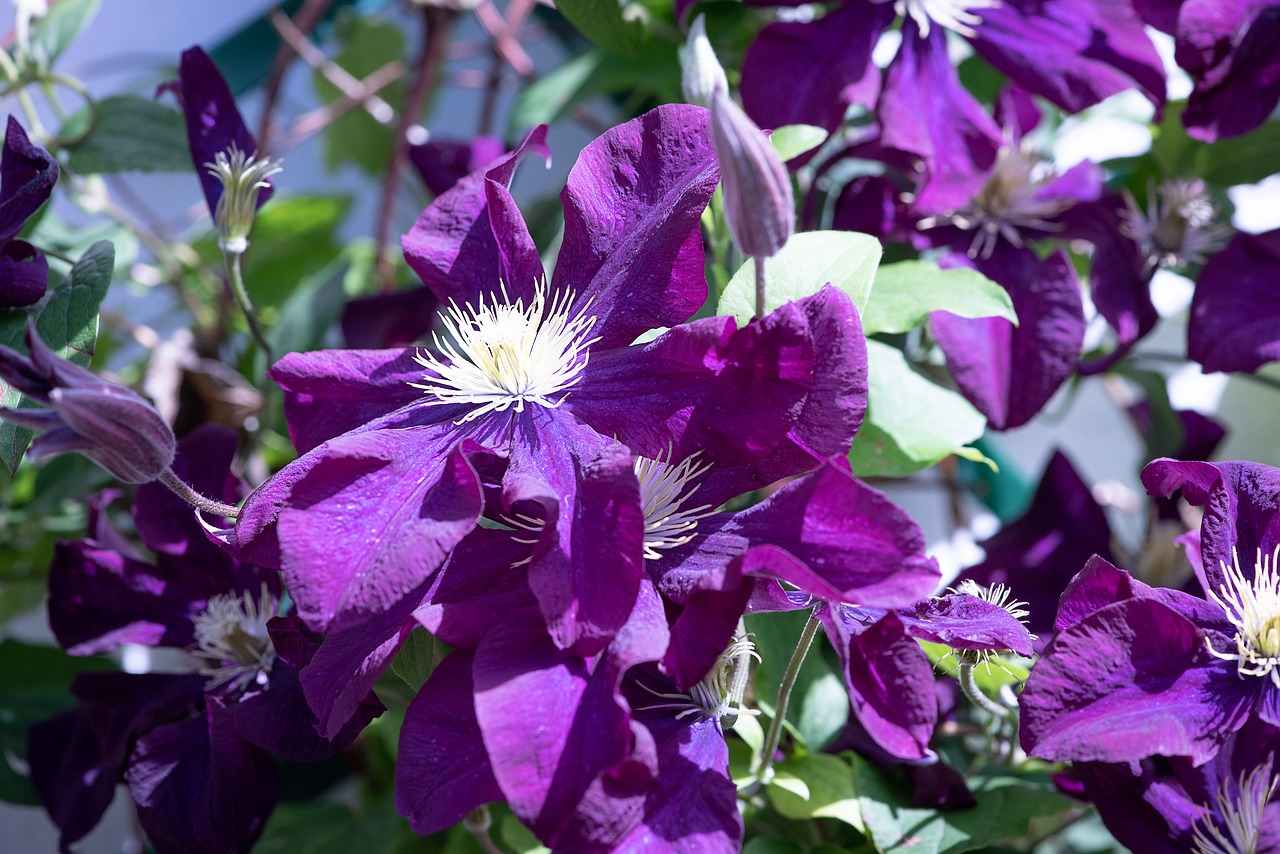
[205,145,283,254]
[710,88,794,260]
[681,14,728,108]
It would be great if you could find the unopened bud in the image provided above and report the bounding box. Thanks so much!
[681,14,728,108]
[205,145,282,254]
[710,89,794,259]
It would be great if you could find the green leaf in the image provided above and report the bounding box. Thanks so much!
[0,640,114,805]
[0,241,114,475]
[767,753,864,829]
[849,341,986,479]
[862,261,1016,336]
[265,247,366,357]
[770,125,828,162]
[509,46,681,132]
[853,756,1072,853]
[746,610,843,753]
[389,626,440,693]
[796,668,849,750]
[60,96,191,174]
[1196,121,1280,187]
[28,0,99,69]
[743,839,806,854]
[238,196,350,313]
[500,811,550,854]
[312,15,405,175]
[720,231,882,323]
[556,0,648,57]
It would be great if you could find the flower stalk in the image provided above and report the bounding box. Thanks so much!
[753,611,821,785]
[158,467,241,519]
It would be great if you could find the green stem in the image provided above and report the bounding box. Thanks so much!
[222,248,274,365]
[958,663,1011,720]
[159,468,240,519]
[754,255,768,321]
[754,612,820,784]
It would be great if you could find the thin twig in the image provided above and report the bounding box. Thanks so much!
[280,59,405,150]
[475,0,536,78]
[258,0,339,153]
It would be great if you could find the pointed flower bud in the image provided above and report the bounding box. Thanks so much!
[681,14,728,108]
[0,321,175,483]
[710,88,794,260]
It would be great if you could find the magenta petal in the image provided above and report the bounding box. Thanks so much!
[271,348,434,455]
[277,426,484,633]
[0,117,58,241]
[402,125,549,307]
[732,463,941,608]
[880,22,1002,215]
[931,247,1084,430]
[740,2,891,132]
[340,287,439,349]
[0,242,49,308]
[1179,1,1280,141]
[1053,555,1225,635]
[1019,597,1254,765]
[396,650,504,836]
[126,699,278,854]
[1188,229,1280,373]
[899,593,1036,657]
[555,104,719,348]
[972,0,1165,114]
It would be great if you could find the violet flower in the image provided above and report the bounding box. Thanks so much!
[28,425,381,854]
[0,115,57,308]
[224,105,866,662]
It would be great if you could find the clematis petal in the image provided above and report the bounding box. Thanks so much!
[1178,1,1280,141]
[898,593,1036,657]
[0,240,49,308]
[27,708,121,851]
[1188,228,1280,373]
[0,116,58,242]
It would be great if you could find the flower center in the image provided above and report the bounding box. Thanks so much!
[204,144,283,254]
[931,143,1071,258]
[1191,765,1276,854]
[1207,546,1280,687]
[634,451,715,560]
[876,0,1001,38]
[1120,178,1230,270]
[412,282,599,425]
[637,635,761,723]
[192,584,276,693]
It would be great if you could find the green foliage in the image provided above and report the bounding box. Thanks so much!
[0,241,114,475]
[853,756,1073,853]
[849,342,986,478]
[556,0,649,58]
[1151,101,1280,187]
[767,753,863,830]
[0,640,114,805]
[770,125,828,162]
[861,261,1016,336]
[509,46,681,132]
[389,627,442,693]
[747,611,848,753]
[27,0,99,71]
[238,195,352,315]
[720,231,882,323]
[59,96,190,173]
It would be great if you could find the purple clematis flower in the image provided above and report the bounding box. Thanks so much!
[740,0,1163,210]
[223,105,866,663]
[28,425,381,854]
[1188,228,1280,374]
[1073,716,1280,853]
[0,116,58,308]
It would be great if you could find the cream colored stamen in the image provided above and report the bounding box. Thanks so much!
[634,451,715,560]
[1207,546,1280,687]
[192,584,276,693]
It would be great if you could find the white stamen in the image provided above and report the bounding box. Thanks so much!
[192,584,276,693]
[203,144,283,254]
[637,636,761,721]
[412,281,599,425]
[1121,178,1231,270]
[1207,547,1280,688]
[873,0,1001,39]
[634,450,715,560]
[1191,765,1277,854]
[922,142,1071,259]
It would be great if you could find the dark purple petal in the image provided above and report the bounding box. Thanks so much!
[660,556,751,692]
[271,348,433,455]
[880,22,1002,215]
[126,699,278,854]
[740,2,891,132]
[1188,228,1280,373]
[340,287,439,349]
[172,47,270,217]
[0,116,58,242]
[402,126,550,307]
[899,593,1036,657]
[0,240,49,308]
[72,671,206,769]
[1179,2,1280,140]
[1053,555,1227,635]
[396,649,504,836]
[554,104,719,348]
[408,134,506,197]
[276,426,484,633]
[961,450,1112,638]
[730,463,941,608]
[931,247,1085,430]
[1133,0,1181,33]
[1019,597,1255,765]
[971,0,1165,114]
[827,610,938,762]
[27,708,121,850]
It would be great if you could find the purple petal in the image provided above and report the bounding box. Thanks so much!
[931,247,1084,430]
[1019,597,1255,765]
[0,116,58,242]
[972,0,1165,114]
[71,671,206,769]
[172,47,270,217]
[276,426,484,633]
[554,104,719,349]
[1179,2,1280,140]
[340,287,439,349]
[1053,554,1227,636]
[126,699,278,854]
[0,240,49,308]
[27,708,122,850]
[396,649,504,835]
[741,2,890,132]
[402,126,549,307]
[880,22,1002,215]
[899,593,1036,657]
[1188,228,1280,373]
[660,557,752,692]
[408,134,506,197]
